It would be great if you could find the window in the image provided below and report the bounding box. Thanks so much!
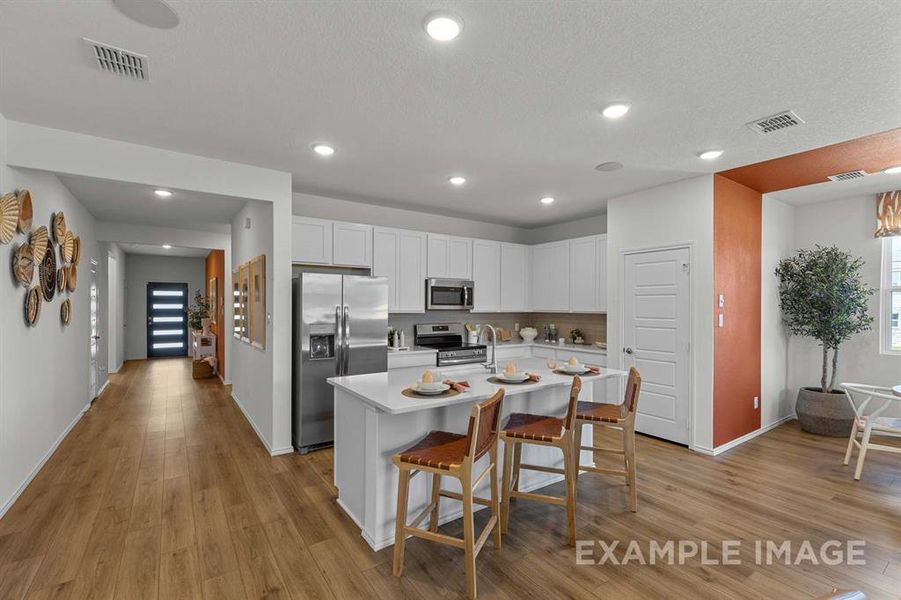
[883,236,901,354]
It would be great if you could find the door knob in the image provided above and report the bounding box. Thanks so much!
[624,347,633,354]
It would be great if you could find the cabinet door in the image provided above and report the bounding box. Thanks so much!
[332,222,372,267]
[292,217,332,264]
[372,228,399,311]
[397,230,427,312]
[447,237,473,279]
[570,235,599,312]
[596,234,608,312]
[427,235,448,278]
[531,241,570,311]
[471,240,500,312]
[500,243,529,311]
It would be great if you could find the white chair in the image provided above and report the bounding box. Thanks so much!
[841,383,901,480]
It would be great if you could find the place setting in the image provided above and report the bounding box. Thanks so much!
[402,369,470,398]
[549,357,603,377]
[487,361,541,385]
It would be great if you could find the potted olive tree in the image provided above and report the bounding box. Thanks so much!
[775,246,874,436]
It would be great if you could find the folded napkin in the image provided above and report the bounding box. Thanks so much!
[443,379,471,392]
[526,372,541,382]
[586,365,600,374]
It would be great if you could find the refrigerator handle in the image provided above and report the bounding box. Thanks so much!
[343,305,350,375]
[335,305,343,376]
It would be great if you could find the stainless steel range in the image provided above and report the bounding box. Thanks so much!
[414,323,487,367]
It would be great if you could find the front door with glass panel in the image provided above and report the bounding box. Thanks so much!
[147,282,189,358]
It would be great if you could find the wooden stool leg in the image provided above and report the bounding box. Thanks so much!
[572,422,581,482]
[393,469,411,576]
[429,473,441,532]
[489,444,501,549]
[624,426,637,512]
[842,418,858,466]
[561,436,576,546]
[461,472,477,600]
[501,440,513,533]
[854,419,875,481]
[512,443,522,493]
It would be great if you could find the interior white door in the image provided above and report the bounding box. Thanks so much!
[90,259,100,400]
[622,247,690,444]
[107,253,118,373]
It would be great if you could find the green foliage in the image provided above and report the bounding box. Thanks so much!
[775,245,874,391]
[187,290,210,331]
[569,328,584,342]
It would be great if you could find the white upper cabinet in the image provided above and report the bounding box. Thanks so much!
[471,239,500,312]
[332,221,372,267]
[531,240,570,311]
[292,217,332,264]
[500,243,530,312]
[569,234,608,313]
[373,227,427,313]
[596,234,608,311]
[427,234,472,279]
[292,217,371,267]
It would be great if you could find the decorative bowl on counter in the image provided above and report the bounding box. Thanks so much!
[519,327,538,342]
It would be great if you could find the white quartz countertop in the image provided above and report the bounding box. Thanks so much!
[387,345,437,356]
[327,357,625,415]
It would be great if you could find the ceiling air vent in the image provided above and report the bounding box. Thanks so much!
[746,110,804,134]
[826,170,868,182]
[83,38,148,81]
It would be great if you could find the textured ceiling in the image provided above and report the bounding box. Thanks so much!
[2,1,900,226]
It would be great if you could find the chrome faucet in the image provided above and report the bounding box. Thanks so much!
[479,324,498,374]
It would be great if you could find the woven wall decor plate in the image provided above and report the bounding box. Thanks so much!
[29,226,49,264]
[53,212,67,243]
[16,189,32,233]
[40,248,57,302]
[60,299,71,326]
[12,243,35,286]
[0,193,19,244]
[57,267,67,292]
[25,286,41,326]
[62,230,75,263]
[67,263,77,292]
[72,236,81,265]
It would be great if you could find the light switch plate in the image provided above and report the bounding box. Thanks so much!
[753,396,759,409]
[718,313,724,327]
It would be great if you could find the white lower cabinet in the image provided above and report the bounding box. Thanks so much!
[388,352,436,370]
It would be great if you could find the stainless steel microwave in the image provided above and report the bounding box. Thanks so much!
[426,278,474,311]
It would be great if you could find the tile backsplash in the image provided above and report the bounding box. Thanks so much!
[389,311,606,345]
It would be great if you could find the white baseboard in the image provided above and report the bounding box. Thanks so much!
[269,446,294,456]
[230,390,288,456]
[95,380,110,400]
[0,402,91,520]
[693,414,797,456]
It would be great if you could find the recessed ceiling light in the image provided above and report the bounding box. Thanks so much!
[448,176,467,186]
[595,161,624,172]
[312,143,336,157]
[698,149,724,160]
[113,0,179,29]
[424,13,463,41]
[601,104,630,119]
[154,189,172,198]
[162,244,172,249]
[883,165,901,175]
[540,196,555,205]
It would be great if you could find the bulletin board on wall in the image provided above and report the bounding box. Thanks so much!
[232,254,266,349]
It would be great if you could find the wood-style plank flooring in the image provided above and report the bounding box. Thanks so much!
[0,358,898,599]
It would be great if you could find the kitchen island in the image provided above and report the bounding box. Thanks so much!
[327,358,626,550]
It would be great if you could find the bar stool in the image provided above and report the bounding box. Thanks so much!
[500,376,581,546]
[572,367,642,511]
[392,389,504,600]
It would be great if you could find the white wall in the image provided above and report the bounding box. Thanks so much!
[96,242,126,377]
[606,175,715,451]
[790,194,900,404]
[760,197,796,427]
[526,213,607,243]
[123,254,206,361]
[0,159,98,516]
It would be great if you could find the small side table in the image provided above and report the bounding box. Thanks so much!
[191,331,217,374]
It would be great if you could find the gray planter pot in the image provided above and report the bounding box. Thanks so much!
[795,387,854,436]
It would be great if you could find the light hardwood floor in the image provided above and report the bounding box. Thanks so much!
[0,358,898,599]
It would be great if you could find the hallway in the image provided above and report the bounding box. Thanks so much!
[0,359,899,599]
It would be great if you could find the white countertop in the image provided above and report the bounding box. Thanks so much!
[387,345,437,356]
[327,357,625,415]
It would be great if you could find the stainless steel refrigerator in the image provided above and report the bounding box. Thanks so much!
[292,273,388,453]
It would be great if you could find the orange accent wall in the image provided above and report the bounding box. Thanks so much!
[718,127,901,193]
[205,250,225,379]
[713,175,761,447]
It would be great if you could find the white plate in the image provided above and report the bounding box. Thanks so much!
[497,372,529,383]
[562,365,588,374]
[412,383,450,395]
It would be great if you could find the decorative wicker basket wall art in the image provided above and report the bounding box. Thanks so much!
[67,263,77,292]
[53,212,67,243]
[12,243,35,286]
[72,236,81,265]
[60,299,71,326]
[0,193,19,244]
[29,225,49,264]
[25,286,41,326]
[16,190,32,233]
[62,230,75,263]
[57,267,67,293]
[40,249,57,302]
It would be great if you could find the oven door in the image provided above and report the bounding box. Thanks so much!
[426,278,474,310]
